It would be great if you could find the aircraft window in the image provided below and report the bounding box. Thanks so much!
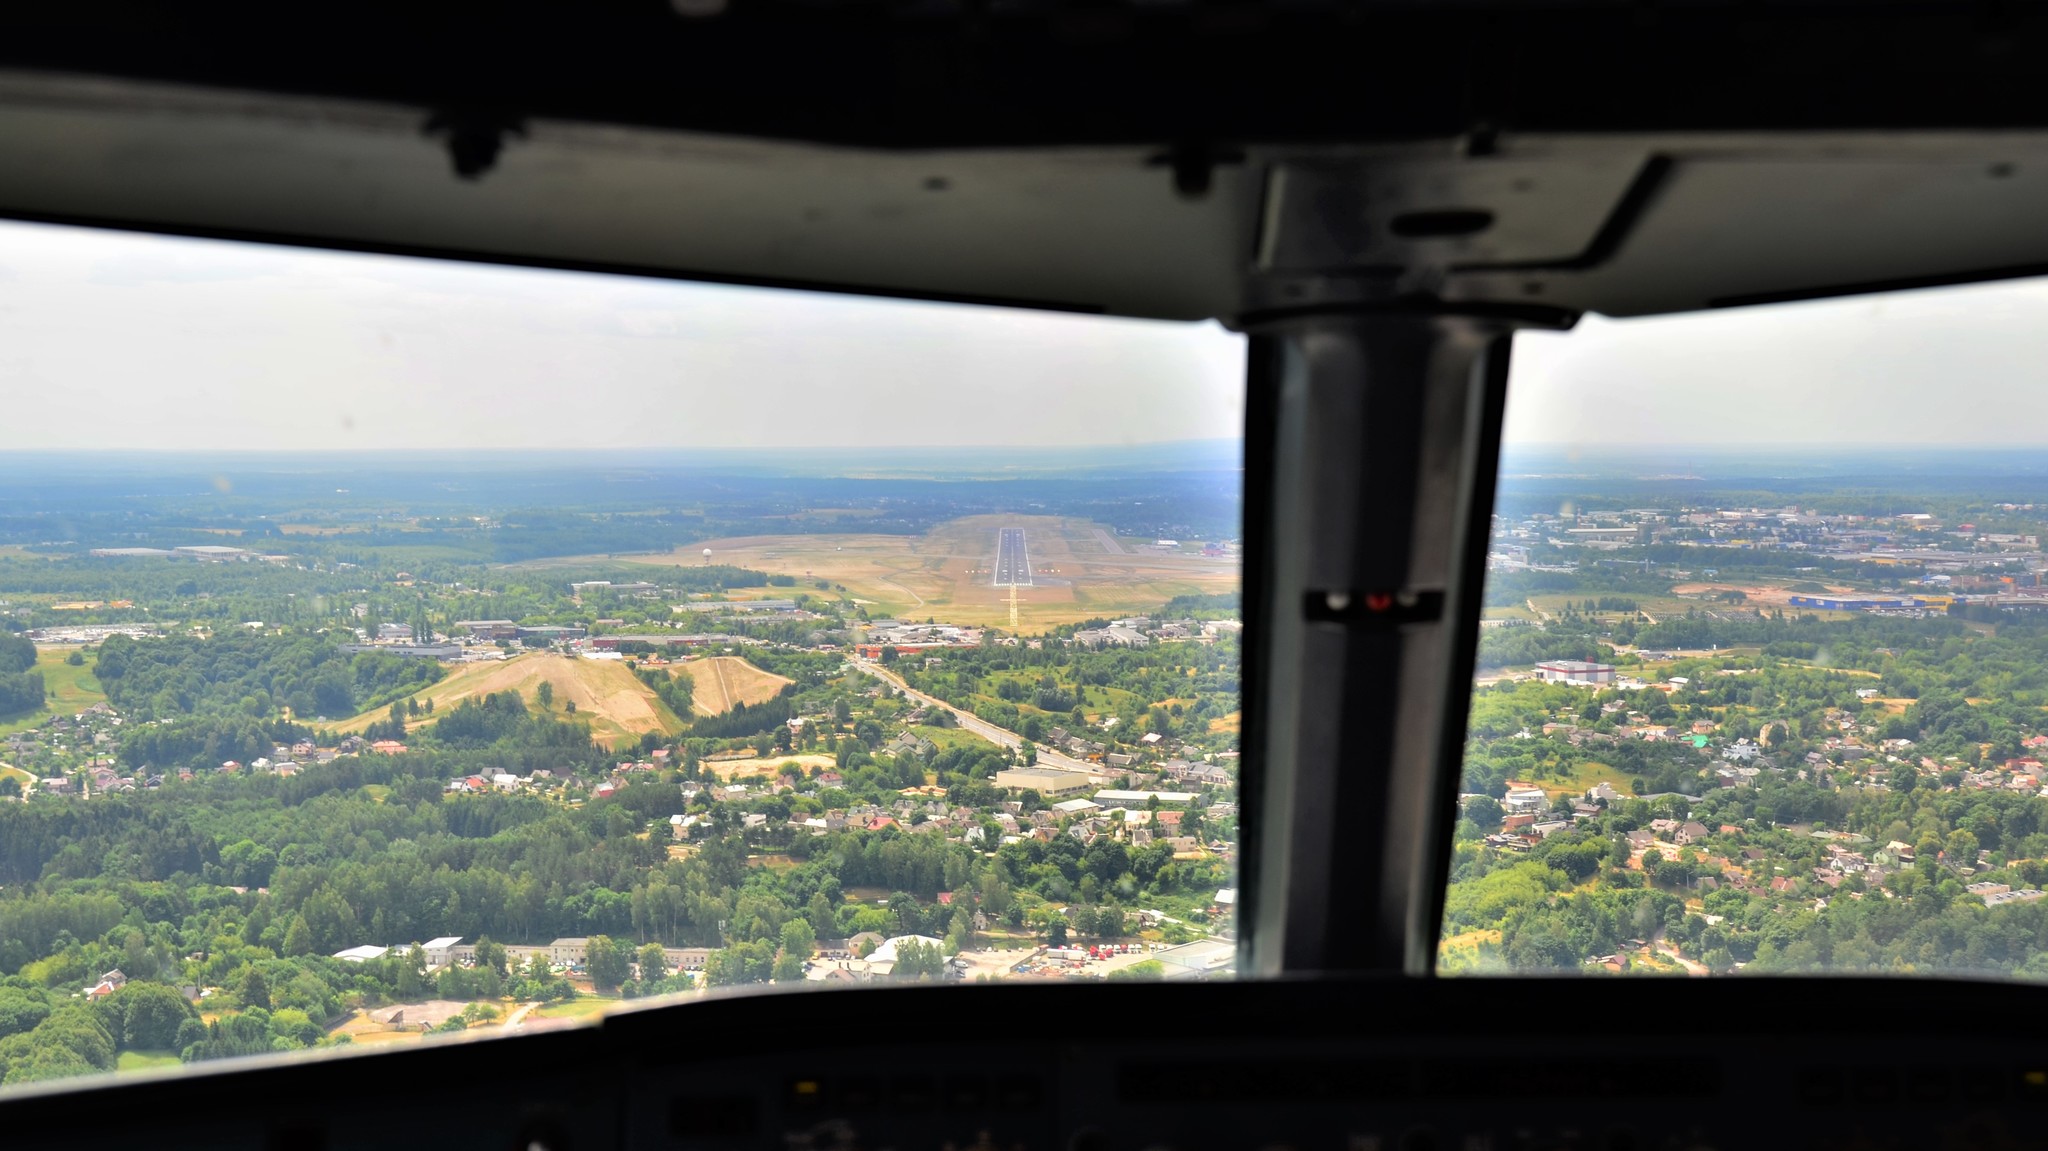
[0,219,1244,1089]
[1444,277,2048,977]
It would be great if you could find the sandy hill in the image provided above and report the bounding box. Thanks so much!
[330,653,685,749]
[675,656,792,715]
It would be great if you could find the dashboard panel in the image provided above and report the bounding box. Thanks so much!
[8,979,2043,1151]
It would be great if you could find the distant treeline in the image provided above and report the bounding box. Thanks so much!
[1159,592,1240,619]
[1475,624,1610,671]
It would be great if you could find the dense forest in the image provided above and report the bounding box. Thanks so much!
[95,631,445,725]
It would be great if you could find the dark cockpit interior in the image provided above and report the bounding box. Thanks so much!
[7,3,2048,1148]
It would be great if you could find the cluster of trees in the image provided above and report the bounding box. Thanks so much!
[897,637,1240,755]
[95,632,444,724]
[0,631,43,718]
[684,688,797,741]
[0,980,203,1084]
[633,666,695,720]
[1158,592,1240,619]
[1476,623,1613,672]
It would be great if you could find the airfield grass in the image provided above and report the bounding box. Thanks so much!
[328,652,684,748]
[538,514,1238,633]
[0,648,108,738]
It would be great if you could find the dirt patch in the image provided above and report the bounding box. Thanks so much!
[676,656,793,716]
[700,752,837,781]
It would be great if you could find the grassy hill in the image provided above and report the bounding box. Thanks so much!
[330,653,685,749]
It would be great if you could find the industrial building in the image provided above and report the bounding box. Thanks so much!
[1534,660,1616,685]
[1787,595,1952,612]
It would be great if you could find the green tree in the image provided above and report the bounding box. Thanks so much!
[586,935,629,993]
[282,915,312,958]
[893,938,945,981]
[780,918,816,960]
[537,681,554,710]
[396,946,428,1001]
[236,967,271,1012]
[476,937,508,978]
[636,942,668,982]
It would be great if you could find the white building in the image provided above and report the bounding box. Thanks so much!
[421,936,464,968]
[1535,660,1616,685]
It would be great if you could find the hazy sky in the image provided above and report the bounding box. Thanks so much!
[0,220,1245,452]
[1506,274,2048,445]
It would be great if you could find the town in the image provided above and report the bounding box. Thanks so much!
[1447,466,2048,978]
[0,490,1242,1087]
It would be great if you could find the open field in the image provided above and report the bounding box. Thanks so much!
[116,1049,182,1072]
[1668,581,1866,608]
[907,724,990,753]
[701,752,836,781]
[531,515,1238,632]
[0,763,30,786]
[1509,760,1626,800]
[1436,928,1503,973]
[534,995,619,1020]
[676,656,791,715]
[328,653,684,749]
[0,648,108,737]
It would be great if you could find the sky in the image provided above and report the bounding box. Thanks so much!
[1505,274,2048,445]
[0,220,1245,452]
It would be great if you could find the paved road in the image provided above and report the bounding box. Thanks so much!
[852,659,1096,775]
[502,1001,541,1029]
[993,527,1034,588]
[1090,527,1126,556]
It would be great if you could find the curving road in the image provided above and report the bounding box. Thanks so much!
[851,658,1097,775]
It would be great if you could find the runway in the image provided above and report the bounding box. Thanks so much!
[992,527,1034,588]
